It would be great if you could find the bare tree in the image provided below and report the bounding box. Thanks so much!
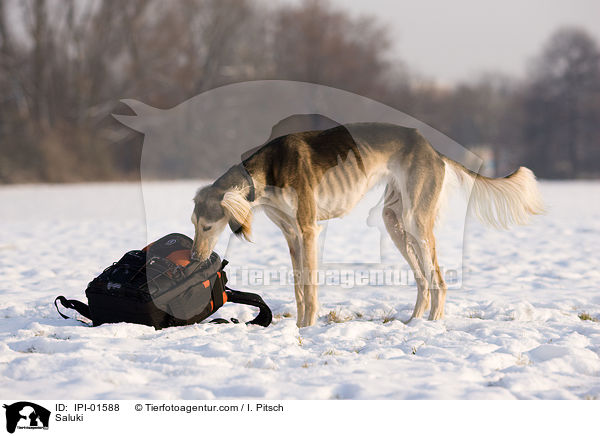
[1,1,599,183]
[0,0,262,182]
[269,0,391,99]
[521,27,600,178]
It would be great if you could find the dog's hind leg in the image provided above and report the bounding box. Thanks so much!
[404,215,443,320]
[382,185,431,321]
[427,234,447,320]
[400,152,447,321]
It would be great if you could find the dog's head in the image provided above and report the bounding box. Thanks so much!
[191,185,253,260]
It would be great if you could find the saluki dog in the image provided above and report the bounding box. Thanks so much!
[191,122,544,327]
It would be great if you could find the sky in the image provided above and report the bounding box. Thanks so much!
[330,0,600,85]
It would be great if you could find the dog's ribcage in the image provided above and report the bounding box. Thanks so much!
[315,148,388,220]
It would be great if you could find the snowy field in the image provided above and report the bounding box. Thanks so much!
[1,180,600,400]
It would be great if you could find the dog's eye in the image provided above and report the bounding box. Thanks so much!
[202,225,212,232]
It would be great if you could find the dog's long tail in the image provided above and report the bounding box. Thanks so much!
[441,157,545,229]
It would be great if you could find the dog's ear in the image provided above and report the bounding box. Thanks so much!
[221,188,253,241]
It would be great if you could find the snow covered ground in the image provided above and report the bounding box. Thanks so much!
[1,180,600,400]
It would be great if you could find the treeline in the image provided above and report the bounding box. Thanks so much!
[1,0,599,182]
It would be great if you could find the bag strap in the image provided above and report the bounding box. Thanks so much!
[54,296,92,323]
[55,286,272,328]
[223,287,272,327]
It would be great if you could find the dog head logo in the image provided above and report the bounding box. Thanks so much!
[3,402,50,434]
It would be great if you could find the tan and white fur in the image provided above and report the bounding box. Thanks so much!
[191,122,544,327]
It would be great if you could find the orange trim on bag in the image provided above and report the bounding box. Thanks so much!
[222,291,227,304]
[217,271,221,278]
[166,249,191,267]
[203,279,210,288]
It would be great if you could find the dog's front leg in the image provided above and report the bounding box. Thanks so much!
[283,230,305,327]
[299,222,321,327]
[263,207,306,327]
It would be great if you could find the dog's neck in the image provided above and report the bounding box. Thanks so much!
[213,164,256,202]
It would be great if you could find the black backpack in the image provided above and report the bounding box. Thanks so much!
[54,233,272,329]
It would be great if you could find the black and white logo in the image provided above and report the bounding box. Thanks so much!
[3,402,50,434]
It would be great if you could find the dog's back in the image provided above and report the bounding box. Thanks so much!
[243,122,437,219]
